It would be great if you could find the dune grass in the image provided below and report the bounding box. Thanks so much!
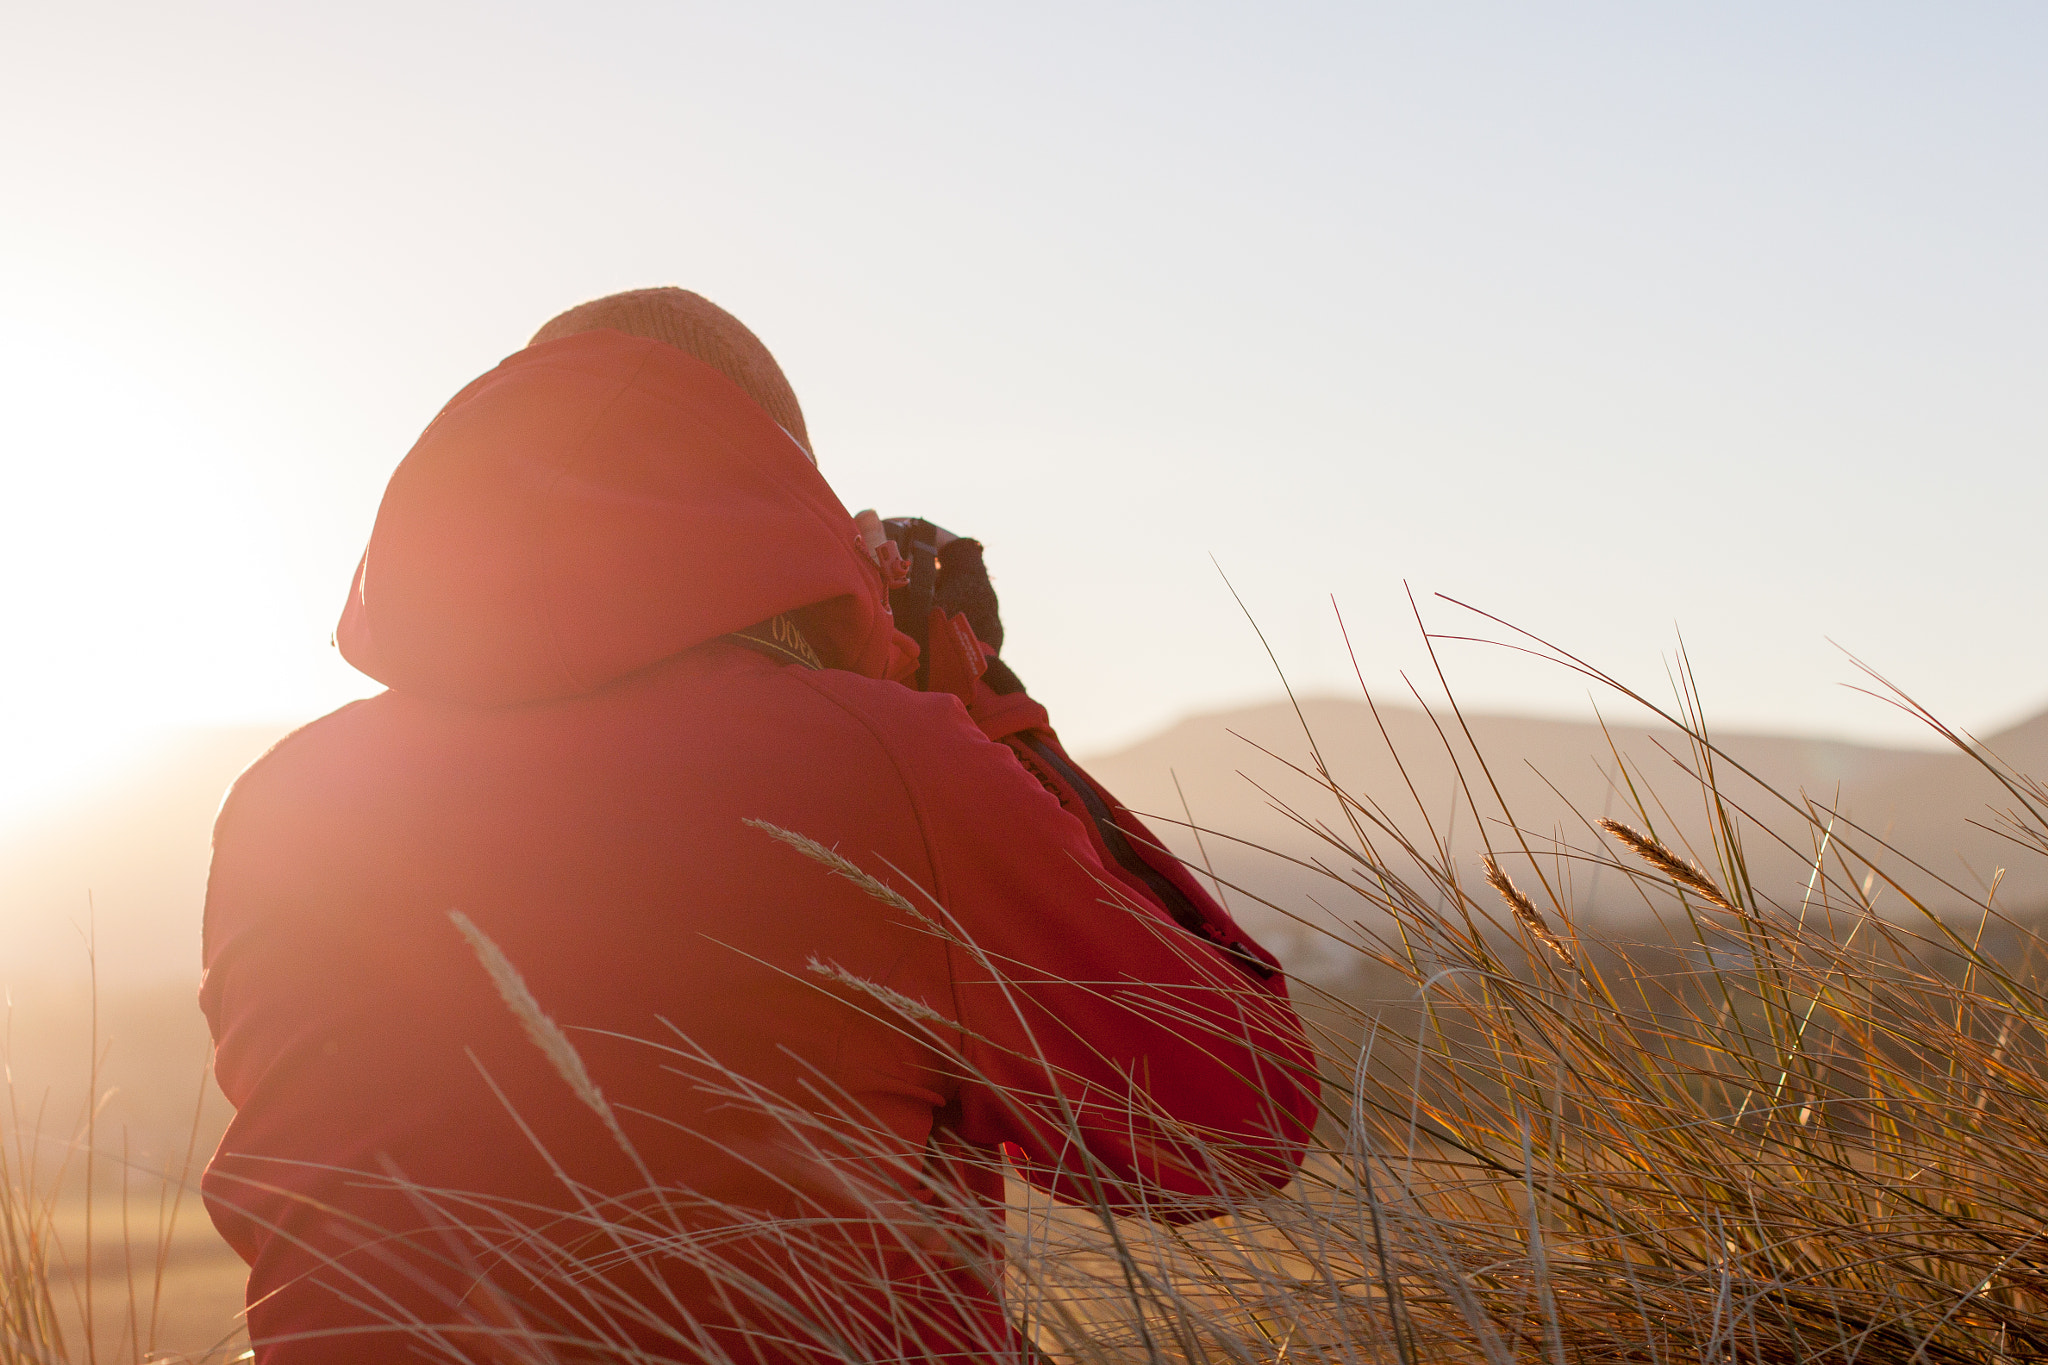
[1068,606,2048,1364]
[11,610,2048,1362]
[0,1061,69,1364]
[1,982,239,1365]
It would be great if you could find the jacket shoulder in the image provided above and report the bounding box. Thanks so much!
[214,698,385,824]
[786,667,1049,803]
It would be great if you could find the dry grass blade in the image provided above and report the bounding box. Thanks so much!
[448,909,634,1157]
[1597,817,1738,913]
[1482,855,1574,967]
[743,818,920,918]
[805,957,958,1029]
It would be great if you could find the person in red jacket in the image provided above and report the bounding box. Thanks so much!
[200,288,1318,1364]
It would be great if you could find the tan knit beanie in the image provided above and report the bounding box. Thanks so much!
[529,288,812,458]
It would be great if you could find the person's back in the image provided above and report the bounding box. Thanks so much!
[201,297,1317,1363]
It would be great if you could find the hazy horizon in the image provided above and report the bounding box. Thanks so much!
[11,687,2041,989]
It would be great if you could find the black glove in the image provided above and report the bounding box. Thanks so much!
[932,538,1001,651]
[933,538,1027,696]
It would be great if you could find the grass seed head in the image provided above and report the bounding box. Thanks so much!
[1482,854,1574,967]
[1597,818,1737,913]
[448,909,633,1151]
[744,818,923,919]
[806,956,958,1029]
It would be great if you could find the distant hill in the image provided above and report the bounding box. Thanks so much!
[1851,708,2048,901]
[1083,696,2048,975]
[5,696,2048,988]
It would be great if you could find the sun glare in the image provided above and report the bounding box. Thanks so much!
[0,313,363,821]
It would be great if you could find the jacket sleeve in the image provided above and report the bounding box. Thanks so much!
[903,691,1319,1221]
[970,681,1284,982]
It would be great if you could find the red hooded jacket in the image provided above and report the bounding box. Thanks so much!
[200,330,1317,1363]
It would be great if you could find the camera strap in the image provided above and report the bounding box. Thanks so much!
[723,613,824,670]
[887,519,942,690]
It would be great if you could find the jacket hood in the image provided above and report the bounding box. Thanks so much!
[338,330,899,705]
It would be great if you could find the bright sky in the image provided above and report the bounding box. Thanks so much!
[4,2,2046,818]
